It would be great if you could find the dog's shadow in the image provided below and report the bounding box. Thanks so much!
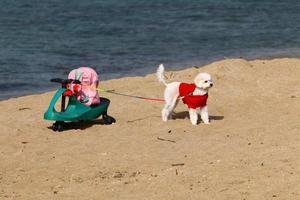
[172,111,224,121]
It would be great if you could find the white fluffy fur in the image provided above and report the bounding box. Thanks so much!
[156,64,213,125]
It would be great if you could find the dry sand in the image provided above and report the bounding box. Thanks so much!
[0,58,300,200]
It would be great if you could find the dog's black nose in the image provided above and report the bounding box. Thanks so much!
[210,83,213,87]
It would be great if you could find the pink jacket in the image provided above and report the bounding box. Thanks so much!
[68,67,100,106]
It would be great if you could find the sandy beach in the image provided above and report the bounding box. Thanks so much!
[0,58,300,200]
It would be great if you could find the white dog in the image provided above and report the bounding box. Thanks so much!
[156,64,213,125]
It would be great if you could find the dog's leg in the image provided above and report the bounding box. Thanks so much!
[162,106,170,121]
[200,106,210,124]
[162,91,173,121]
[162,94,174,121]
[189,108,198,125]
[162,96,178,121]
[162,82,180,122]
[168,97,179,119]
[171,99,180,116]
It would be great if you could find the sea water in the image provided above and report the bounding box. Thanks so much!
[1,0,300,99]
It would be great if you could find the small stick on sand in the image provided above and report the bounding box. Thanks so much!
[18,107,31,111]
[157,137,176,143]
[172,163,185,167]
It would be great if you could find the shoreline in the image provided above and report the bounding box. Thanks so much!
[2,56,300,101]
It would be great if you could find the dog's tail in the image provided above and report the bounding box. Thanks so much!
[156,64,167,86]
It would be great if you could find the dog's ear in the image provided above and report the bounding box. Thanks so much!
[194,75,202,85]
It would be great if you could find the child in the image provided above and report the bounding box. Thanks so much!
[68,67,100,106]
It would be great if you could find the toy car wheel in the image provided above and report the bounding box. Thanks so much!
[103,114,116,125]
[56,123,64,132]
[52,121,65,132]
[52,124,58,131]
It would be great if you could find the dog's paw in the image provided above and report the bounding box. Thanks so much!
[162,109,168,122]
[162,115,169,122]
[190,120,198,125]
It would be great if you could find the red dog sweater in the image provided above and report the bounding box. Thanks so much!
[179,83,208,109]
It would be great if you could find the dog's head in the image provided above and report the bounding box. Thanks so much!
[194,73,213,91]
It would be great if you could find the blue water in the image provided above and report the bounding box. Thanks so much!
[1,0,300,100]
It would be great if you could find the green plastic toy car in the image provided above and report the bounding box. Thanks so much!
[44,78,116,132]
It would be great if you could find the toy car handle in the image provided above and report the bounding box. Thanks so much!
[72,79,81,84]
[50,78,81,84]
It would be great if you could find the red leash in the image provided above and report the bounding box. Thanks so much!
[139,97,165,102]
[98,88,165,103]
